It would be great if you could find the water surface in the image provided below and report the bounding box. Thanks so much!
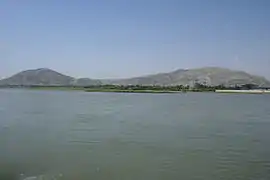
[0,89,270,180]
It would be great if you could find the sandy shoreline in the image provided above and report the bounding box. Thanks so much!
[215,89,270,94]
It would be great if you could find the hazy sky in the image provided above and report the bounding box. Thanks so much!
[1,0,270,79]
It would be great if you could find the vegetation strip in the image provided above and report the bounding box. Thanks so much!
[1,83,269,94]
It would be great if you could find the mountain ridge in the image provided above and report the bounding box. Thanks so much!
[0,67,269,87]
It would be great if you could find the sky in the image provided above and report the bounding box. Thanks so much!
[1,0,270,79]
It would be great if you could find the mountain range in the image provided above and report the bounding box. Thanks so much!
[0,67,269,87]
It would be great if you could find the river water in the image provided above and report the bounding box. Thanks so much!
[0,89,270,180]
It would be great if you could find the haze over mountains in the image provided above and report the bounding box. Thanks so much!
[0,67,269,87]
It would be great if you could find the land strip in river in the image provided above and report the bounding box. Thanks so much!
[0,84,269,94]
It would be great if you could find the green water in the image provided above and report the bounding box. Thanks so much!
[0,89,270,180]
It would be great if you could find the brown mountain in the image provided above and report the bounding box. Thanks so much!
[109,67,270,87]
[0,67,269,87]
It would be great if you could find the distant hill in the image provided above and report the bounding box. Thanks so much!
[108,69,187,86]
[0,67,269,87]
[110,67,270,87]
[0,68,74,86]
[71,78,102,86]
[0,68,100,86]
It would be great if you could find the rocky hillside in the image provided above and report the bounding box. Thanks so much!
[72,78,102,86]
[1,67,269,87]
[0,68,100,86]
[0,68,74,86]
[110,67,270,87]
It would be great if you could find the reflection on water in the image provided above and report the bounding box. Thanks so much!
[21,174,63,180]
[0,89,270,180]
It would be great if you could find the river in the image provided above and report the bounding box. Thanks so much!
[0,89,270,180]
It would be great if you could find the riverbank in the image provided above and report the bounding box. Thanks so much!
[0,86,183,93]
[1,86,269,94]
[85,89,181,93]
[0,86,85,91]
[215,89,270,94]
